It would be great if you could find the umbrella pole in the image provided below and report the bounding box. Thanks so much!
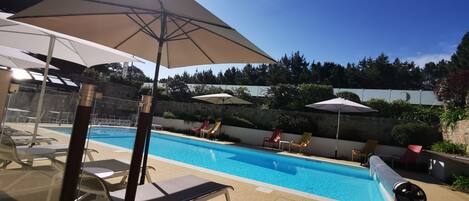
[137,7,167,186]
[334,108,341,159]
[31,35,55,147]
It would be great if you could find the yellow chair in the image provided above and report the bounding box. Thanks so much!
[201,121,221,138]
[290,132,312,153]
[352,140,378,161]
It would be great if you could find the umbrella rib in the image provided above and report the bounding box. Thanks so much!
[165,19,191,39]
[114,14,161,49]
[132,10,159,39]
[0,29,48,37]
[82,0,234,30]
[167,27,201,41]
[181,19,276,63]
[67,40,89,67]
[125,14,159,40]
[170,16,214,64]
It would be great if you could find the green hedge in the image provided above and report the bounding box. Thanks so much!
[391,123,441,147]
[275,113,318,134]
[267,84,335,110]
[431,141,467,155]
[451,175,469,193]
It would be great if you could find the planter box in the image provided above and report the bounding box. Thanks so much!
[154,117,406,160]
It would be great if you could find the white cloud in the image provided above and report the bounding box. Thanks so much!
[406,53,452,67]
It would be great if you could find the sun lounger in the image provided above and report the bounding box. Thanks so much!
[78,173,233,201]
[352,139,378,162]
[82,159,155,184]
[290,132,312,153]
[201,121,221,138]
[262,128,282,148]
[10,136,57,145]
[152,124,163,130]
[0,135,57,168]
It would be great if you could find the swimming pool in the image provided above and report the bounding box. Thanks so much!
[48,127,386,201]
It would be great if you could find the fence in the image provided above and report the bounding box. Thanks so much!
[145,82,442,105]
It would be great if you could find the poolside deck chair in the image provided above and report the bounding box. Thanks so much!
[192,120,209,136]
[290,132,312,153]
[0,135,57,168]
[201,121,221,138]
[352,140,378,161]
[82,159,156,185]
[77,173,233,201]
[262,128,282,148]
[10,135,57,145]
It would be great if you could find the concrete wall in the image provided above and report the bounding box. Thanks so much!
[154,117,406,160]
[443,120,469,154]
[155,100,397,144]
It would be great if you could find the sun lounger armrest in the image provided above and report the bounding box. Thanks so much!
[85,148,99,154]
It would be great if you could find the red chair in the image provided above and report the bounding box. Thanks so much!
[263,129,282,148]
[192,120,209,136]
[392,144,423,169]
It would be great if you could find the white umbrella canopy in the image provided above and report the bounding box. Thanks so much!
[305,97,377,113]
[306,97,377,158]
[0,45,58,69]
[10,0,275,68]
[0,12,135,67]
[0,12,136,143]
[193,93,252,105]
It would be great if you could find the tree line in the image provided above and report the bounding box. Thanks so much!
[161,32,469,91]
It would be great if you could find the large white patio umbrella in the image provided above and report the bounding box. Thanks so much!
[306,97,377,158]
[11,0,274,198]
[193,93,252,105]
[0,12,135,142]
[0,45,58,69]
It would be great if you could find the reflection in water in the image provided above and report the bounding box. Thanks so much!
[228,154,298,175]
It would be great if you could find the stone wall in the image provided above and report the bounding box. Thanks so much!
[443,119,469,154]
[155,100,397,144]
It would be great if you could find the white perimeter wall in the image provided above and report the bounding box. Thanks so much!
[154,117,406,160]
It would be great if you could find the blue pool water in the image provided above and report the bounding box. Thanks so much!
[49,127,386,201]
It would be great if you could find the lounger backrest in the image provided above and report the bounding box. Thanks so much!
[299,132,312,146]
[210,121,222,134]
[271,129,282,142]
[402,144,422,163]
[0,135,23,165]
[202,120,209,129]
[363,140,378,153]
[78,172,113,200]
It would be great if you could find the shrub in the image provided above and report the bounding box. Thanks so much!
[400,106,442,125]
[223,114,256,128]
[297,84,335,107]
[336,91,361,103]
[431,141,467,155]
[451,175,469,193]
[391,123,441,147]
[275,113,318,134]
[162,111,176,119]
[440,107,469,129]
[266,84,299,110]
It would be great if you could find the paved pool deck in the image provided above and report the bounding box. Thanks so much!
[6,123,469,201]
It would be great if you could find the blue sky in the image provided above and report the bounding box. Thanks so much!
[135,0,469,79]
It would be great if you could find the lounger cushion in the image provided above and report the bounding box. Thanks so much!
[83,159,131,173]
[110,175,231,201]
[17,144,69,152]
